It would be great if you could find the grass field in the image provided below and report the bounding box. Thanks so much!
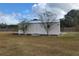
[0,32,79,56]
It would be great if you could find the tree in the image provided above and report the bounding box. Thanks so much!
[64,16,74,27]
[18,18,30,34]
[60,9,79,31]
[38,10,57,35]
[64,9,79,27]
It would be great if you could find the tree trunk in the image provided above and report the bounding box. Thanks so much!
[47,22,49,35]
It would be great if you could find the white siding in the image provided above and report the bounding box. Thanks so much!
[18,21,60,35]
[48,22,60,35]
[25,23,47,35]
[18,30,23,34]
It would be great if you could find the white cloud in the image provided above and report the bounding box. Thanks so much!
[22,13,39,20]
[32,3,79,21]
[1,3,79,25]
[0,13,20,25]
[47,3,79,12]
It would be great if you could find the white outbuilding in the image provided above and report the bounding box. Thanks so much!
[18,19,60,35]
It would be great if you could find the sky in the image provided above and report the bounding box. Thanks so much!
[0,3,79,25]
[0,3,34,25]
[32,3,79,22]
[0,3,33,14]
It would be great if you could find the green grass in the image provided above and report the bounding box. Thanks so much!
[0,32,79,55]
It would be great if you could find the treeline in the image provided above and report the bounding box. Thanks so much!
[60,9,79,31]
[0,23,18,31]
[60,9,79,27]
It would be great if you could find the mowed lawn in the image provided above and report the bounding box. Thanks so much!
[0,32,79,56]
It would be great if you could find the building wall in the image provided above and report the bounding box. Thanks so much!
[48,22,60,35]
[18,30,23,34]
[18,22,60,35]
[25,23,47,35]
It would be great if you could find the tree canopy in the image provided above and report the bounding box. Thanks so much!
[60,9,79,27]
